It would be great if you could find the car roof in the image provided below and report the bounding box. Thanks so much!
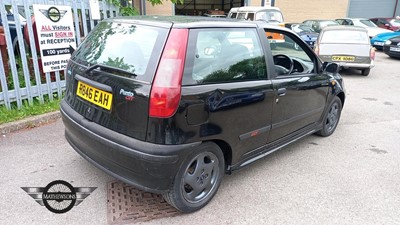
[321,25,368,32]
[304,19,337,22]
[338,18,370,21]
[370,17,392,20]
[229,6,281,13]
[104,15,288,30]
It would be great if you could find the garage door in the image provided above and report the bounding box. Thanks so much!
[347,0,398,18]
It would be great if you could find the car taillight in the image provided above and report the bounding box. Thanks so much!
[370,47,375,60]
[149,29,188,118]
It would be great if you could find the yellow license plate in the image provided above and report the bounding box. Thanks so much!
[76,81,113,110]
[332,56,355,62]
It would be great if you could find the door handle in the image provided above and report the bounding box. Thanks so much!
[277,88,286,96]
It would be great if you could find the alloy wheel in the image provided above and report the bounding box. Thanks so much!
[181,152,220,203]
[326,102,339,132]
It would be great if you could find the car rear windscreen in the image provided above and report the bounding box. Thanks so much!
[72,21,168,79]
[320,30,369,44]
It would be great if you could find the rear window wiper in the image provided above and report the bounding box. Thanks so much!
[85,64,137,78]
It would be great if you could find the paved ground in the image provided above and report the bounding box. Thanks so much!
[1,51,400,225]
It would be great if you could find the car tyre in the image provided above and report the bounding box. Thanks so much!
[316,96,342,137]
[163,142,225,213]
[361,68,370,76]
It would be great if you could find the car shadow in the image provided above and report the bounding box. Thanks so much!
[339,68,365,76]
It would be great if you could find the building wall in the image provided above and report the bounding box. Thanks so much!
[248,0,262,7]
[145,1,173,15]
[348,0,398,18]
[275,0,349,23]
[137,0,349,19]
[133,0,173,15]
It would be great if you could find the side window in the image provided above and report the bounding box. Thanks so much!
[182,28,267,85]
[237,13,246,20]
[247,13,255,21]
[347,19,354,25]
[266,30,315,76]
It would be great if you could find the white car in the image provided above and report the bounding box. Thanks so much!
[335,18,392,38]
[315,25,375,76]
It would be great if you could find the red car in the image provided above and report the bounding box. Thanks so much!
[370,17,400,31]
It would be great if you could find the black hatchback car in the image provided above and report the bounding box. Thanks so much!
[383,36,400,58]
[61,16,345,213]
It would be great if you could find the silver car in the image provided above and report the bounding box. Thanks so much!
[315,25,375,76]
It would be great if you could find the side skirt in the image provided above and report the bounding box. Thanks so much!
[229,123,322,171]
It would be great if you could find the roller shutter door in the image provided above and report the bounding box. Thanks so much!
[348,0,397,18]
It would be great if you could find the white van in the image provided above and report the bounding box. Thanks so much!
[228,6,285,45]
[227,6,284,23]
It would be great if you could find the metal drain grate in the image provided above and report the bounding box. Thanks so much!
[107,180,181,224]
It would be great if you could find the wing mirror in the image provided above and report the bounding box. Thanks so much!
[323,62,340,74]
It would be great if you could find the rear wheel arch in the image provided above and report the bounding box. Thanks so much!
[337,92,345,107]
[164,141,225,212]
[210,140,232,174]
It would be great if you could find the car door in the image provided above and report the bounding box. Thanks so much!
[181,27,275,164]
[260,28,330,143]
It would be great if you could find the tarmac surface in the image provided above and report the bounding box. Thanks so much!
[1,51,400,224]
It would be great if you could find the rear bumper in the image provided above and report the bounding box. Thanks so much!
[338,61,374,69]
[60,100,200,193]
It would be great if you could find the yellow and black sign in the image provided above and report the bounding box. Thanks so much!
[76,81,113,110]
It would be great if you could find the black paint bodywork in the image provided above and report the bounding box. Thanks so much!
[61,16,345,193]
[383,36,400,58]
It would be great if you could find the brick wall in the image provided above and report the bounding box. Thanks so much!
[146,1,173,15]
[275,0,349,23]
[249,0,262,7]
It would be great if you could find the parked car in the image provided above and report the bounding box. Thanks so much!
[0,8,26,54]
[203,9,226,18]
[383,36,400,58]
[285,23,318,49]
[315,25,374,76]
[335,18,391,38]
[370,29,400,49]
[203,14,226,18]
[61,16,345,213]
[302,19,339,33]
[370,17,400,31]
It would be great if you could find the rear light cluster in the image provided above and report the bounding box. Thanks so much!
[370,47,375,60]
[149,29,189,118]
